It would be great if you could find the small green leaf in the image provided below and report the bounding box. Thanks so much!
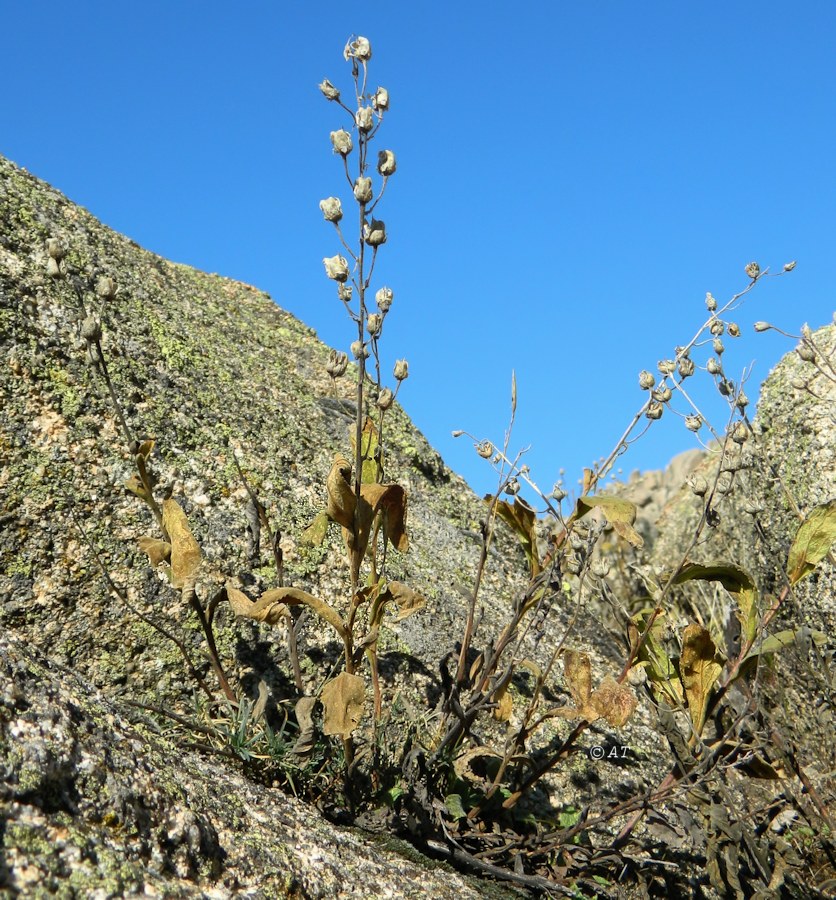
[445,793,467,820]
[787,499,836,585]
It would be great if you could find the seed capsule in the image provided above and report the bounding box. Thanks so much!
[326,349,349,378]
[727,322,740,337]
[639,370,655,390]
[377,149,397,176]
[364,218,386,246]
[350,340,369,360]
[344,36,372,61]
[685,415,702,432]
[323,255,349,282]
[393,359,409,381]
[95,276,117,300]
[376,387,394,410]
[745,261,761,279]
[707,358,722,375]
[353,177,373,204]
[657,359,676,375]
[318,79,340,101]
[330,129,353,156]
[476,440,494,459]
[376,287,393,313]
[796,343,815,362]
[678,357,695,378]
[81,316,102,343]
[688,474,708,496]
[319,197,343,223]
[366,313,383,336]
[705,292,717,311]
[373,87,389,111]
[646,402,664,420]
[754,321,770,332]
[356,106,374,132]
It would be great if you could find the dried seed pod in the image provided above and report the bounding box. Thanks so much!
[344,36,372,61]
[745,261,761,279]
[754,321,770,332]
[338,284,353,303]
[476,440,494,459]
[742,499,764,515]
[318,79,340,101]
[46,257,63,278]
[710,319,725,336]
[326,349,349,378]
[705,292,717,311]
[377,149,396,176]
[393,359,409,381]
[735,390,749,409]
[551,485,567,502]
[330,129,353,156]
[639,370,655,390]
[356,106,374,132]
[366,313,383,337]
[783,261,796,272]
[323,255,349,282]
[376,387,394,410]
[685,414,702,433]
[320,197,343,222]
[653,385,672,403]
[796,343,815,362]
[731,423,749,444]
[376,286,393,313]
[706,357,722,375]
[713,338,725,355]
[678,357,695,378]
[718,379,733,396]
[688,474,708,496]
[81,316,102,343]
[657,359,676,375]
[716,473,734,494]
[727,322,740,337]
[790,377,807,390]
[364,218,386,246]
[373,86,389,111]
[350,340,369,360]
[353,177,373,204]
[504,478,521,496]
[646,402,664,420]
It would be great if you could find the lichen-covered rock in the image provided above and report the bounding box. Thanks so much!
[0,631,514,898]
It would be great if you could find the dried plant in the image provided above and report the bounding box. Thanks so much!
[44,34,836,897]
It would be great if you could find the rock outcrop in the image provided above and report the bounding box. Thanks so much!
[2,153,834,897]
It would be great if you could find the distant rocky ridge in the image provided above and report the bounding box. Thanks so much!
[1,153,833,897]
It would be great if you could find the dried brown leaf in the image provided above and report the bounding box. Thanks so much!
[137,536,171,567]
[680,624,723,736]
[162,499,202,588]
[321,672,366,737]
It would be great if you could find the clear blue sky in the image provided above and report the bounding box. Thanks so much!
[4,2,834,502]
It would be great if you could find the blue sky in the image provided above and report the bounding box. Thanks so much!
[3,2,834,503]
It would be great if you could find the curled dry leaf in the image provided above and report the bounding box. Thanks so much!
[680,624,723,736]
[161,499,202,588]
[293,696,318,756]
[553,650,637,727]
[226,584,290,626]
[490,496,541,578]
[453,747,503,786]
[321,672,366,737]
[326,454,356,534]
[137,536,171,567]
[576,495,644,549]
[228,584,347,640]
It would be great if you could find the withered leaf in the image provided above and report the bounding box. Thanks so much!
[326,454,355,533]
[261,586,347,640]
[137,536,171,567]
[453,746,502,786]
[321,672,366,737]
[493,681,514,722]
[360,483,409,553]
[590,676,637,727]
[673,562,759,646]
[787,499,836,585]
[293,696,318,756]
[554,652,637,726]
[576,495,643,549]
[226,584,290,625]
[162,498,202,588]
[136,438,155,460]
[491,496,541,578]
[680,624,723,736]
[124,474,149,501]
[384,580,425,622]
